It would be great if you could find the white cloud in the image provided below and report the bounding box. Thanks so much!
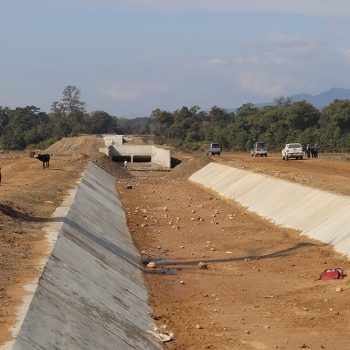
[208,58,226,66]
[66,0,350,17]
[103,82,170,101]
[237,70,285,96]
[265,32,326,58]
[232,32,332,97]
[340,47,350,63]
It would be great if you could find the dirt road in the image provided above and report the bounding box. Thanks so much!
[118,153,350,350]
[0,153,85,344]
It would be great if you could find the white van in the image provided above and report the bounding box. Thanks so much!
[205,143,222,156]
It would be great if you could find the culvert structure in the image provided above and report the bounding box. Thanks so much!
[99,145,171,169]
[6,163,162,350]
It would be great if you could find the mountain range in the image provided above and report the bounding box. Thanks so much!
[224,88,350,113]
[258,87,350,109]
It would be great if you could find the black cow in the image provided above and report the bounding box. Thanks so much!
[35,154,50,168]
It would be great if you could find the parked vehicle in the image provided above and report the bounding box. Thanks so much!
[250,142,268,157]
[205,143,222,156]
[281,143,304,160]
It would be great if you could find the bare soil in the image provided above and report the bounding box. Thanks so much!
[118,151,350,350]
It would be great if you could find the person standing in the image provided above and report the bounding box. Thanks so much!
[314,144,319,158]
[305,144,311,158]
[310,144,315,158]
[124,160,128,170]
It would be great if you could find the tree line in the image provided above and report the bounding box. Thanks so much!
[0,86,123,150]
[1,86,350,152]
[151,98,350,152]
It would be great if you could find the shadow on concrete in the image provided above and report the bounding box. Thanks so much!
[143,242,321,269]
[63,217,143,270]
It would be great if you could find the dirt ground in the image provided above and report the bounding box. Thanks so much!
[2,141,350,349]
[118,151,350,350]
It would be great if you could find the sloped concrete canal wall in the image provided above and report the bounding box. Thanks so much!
[190,163,350,259]
[10,163,161,350]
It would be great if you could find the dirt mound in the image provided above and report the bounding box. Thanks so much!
[125,135,154,145]
[89,153,134,179]
[45,136,104,155]
[166,155,212,179]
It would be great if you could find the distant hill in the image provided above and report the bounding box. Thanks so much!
[290,88,350,108]
[258,88,350,109]
[223,88,350,113]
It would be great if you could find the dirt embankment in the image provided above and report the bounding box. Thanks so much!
[166,154,212,180]
[45,135,104,156]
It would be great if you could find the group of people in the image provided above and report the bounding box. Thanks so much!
[304,144,319,159]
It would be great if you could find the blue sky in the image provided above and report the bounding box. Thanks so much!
[1,0,350,117]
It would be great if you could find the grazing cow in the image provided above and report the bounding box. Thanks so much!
[35,154,50,168]
[29,151,50,168]
[29,151,51,168]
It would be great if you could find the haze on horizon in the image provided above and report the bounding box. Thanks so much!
[1,0,350,118]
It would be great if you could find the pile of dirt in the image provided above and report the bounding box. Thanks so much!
[166,155,212,179]
[45,136,104,155]
[89,153,134,179]
[125,135,155,145]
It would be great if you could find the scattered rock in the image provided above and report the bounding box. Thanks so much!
[126,184,133,189]
[336,287,343,292]
[198,262,208,269]
[179,280,185,284]
[195,324,203,329]
[147,262,156,268]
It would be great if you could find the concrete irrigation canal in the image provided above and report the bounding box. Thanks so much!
[5,163,162,350]
[4,158,350,349]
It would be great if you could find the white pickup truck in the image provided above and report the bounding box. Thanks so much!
[281,143,304,160]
